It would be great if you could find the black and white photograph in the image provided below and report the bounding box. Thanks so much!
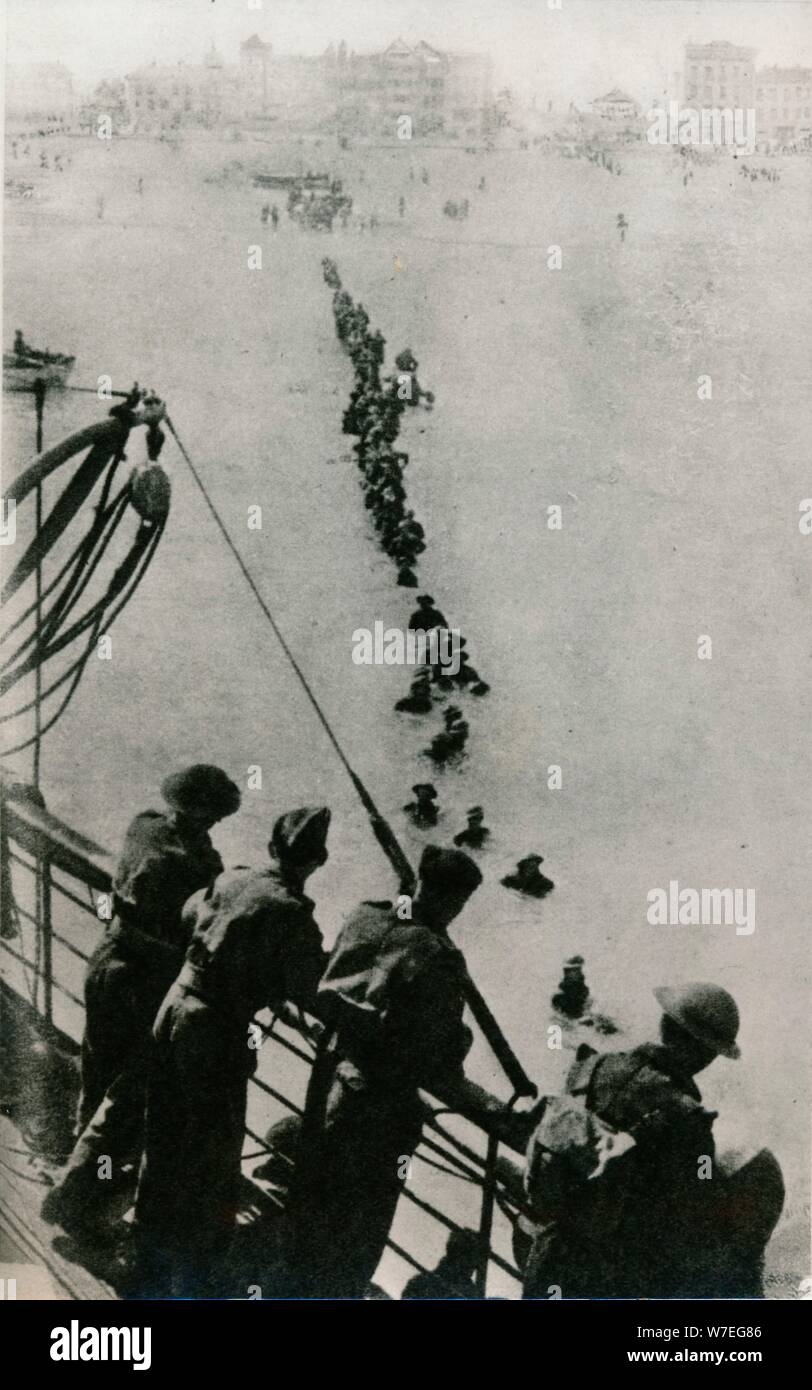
[0,0,810,1329]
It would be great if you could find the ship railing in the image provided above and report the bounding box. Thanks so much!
[0,789,531,1298]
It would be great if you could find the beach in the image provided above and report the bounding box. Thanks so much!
[3,127,810,1294]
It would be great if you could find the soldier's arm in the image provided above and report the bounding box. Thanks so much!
[405,957,482,1101]
[279,909,329,1017]
[523,1096,604,1219]
[631,1092,717,1166]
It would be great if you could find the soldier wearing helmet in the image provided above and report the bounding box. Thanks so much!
[521,982,742,1300]
[285,844,487,1299]
[133,806,331,1297]
[42,765,240,1243]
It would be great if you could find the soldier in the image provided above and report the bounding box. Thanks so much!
[396,512,426,555]
[521,983,741,1299]
[453,640,490,696]
[454,806,490,850]
[551,955,590,1018]
[285,845,484,1299]
[397,563,419,589]
[395,668,433,715]
[403,782,439,828]
[394,347,419,375]
[369,328,386,365]
[501,853,554,898]
[427,707,469,763]
[42,766,240,1240]
[133,806,331,1297]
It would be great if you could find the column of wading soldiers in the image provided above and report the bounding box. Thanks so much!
[324,256,434,589]
[327,258,559,894]
[39,764,779,1299]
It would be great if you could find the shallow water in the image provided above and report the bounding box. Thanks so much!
[3,132,809,1293]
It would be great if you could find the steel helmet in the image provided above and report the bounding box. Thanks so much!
[161,764,241,821]
[269,806,331,867]
[654,982,741,1059]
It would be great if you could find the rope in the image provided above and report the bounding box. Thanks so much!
[0,478,127,645]
[27,478,130,654]
[0,486,130,675]
[1,525,163,756]
[6,384,533,1100]
[166,416,385,806]
[0,504,138,693]
[165,414,535,1100]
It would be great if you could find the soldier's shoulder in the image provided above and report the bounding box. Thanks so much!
[599,1045,707,1130]
[221,866,306,912]
[122,810,168,845]
[126,809,164,830]
[336,900,394,938]
[346,899,394,924]
[214,864,254,892]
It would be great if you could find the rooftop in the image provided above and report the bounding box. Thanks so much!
[595,88,637,104]
[756,66,812,82]
[241,34,271,52]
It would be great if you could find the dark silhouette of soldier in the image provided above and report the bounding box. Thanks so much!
[285,845,484,1298]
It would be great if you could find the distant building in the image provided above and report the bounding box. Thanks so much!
[755,66,812,146]
[591,88,639,122]
[337,38,493,139]
[109,33,493,139]
[125,57,246,131]
[446,52,495,135]
[77,78,129,135]
[125,36,274,133]
[683,41,757,111]
[240,32,272,116]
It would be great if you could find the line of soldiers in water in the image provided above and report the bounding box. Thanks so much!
[324,256,433,589]
[399,594,490,758]
[325,256,552,900]
[39,763,782,1299]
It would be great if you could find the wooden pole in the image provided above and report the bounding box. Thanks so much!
[32,378,46,790]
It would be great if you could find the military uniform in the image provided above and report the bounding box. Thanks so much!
[78,811,223,1130]
[285,900,472,1299]
[134,865,327,1296]
[522,1042,717,1299]
[43,812,223,1234]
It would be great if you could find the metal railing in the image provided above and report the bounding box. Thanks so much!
[0,788,531,1298]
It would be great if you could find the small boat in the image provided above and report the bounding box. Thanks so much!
[4,333,75,392]
[253,171,330,190]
